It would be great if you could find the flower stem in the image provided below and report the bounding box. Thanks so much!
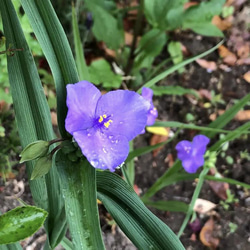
[177,167,209,237]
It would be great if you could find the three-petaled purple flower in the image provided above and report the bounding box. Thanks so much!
[65,81,150,171]
[175,135,210,173]
[141,87,158,126]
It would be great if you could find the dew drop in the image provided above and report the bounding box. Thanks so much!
[109,135,114,139]
[87,133,91,137]
[103,148,107,153]
[119,121,123,124]
[115,139,119,144]
[90,159,99,168]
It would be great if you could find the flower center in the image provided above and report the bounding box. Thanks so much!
[98,114,113,128]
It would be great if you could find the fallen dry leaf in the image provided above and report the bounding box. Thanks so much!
[237,57,250,65]
[184,2,199,9]
[0,100,10,113]
[198,89,212,101]
[218,45,237,65]
[237,43,250,59]
[194,198,217,214]
[150,132,169,157]
[200,217,220,249]
[196,59,217,72]
[164,153,174,167]
[51,111,57,126]
[212,16,232,31]
[243,71,250,83]
[226,0,247,8]
[209,180,229,200]
[235,110,250,121]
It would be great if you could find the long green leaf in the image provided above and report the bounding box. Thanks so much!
[0,1,67,248]
[20,0,79,137]
[96,171,185,250]
[144,200,188,213]
[153,121,243,134]
[55,150,105,250]
[72,4,90,81]
[137,40,224,93]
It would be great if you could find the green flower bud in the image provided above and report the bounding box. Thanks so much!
[20,140,49,163]
[31,156,52,180]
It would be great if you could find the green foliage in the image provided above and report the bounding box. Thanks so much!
[167,41,184,72]
[85,1,124,49]
[0,206,47,245]
[182,0,225,36]
[134,29,167,70]
[88,59,122,88]
[144,0,225,36]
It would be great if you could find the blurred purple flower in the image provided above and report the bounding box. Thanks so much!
[65,81,150,171]
[85,12,93,30]
[175,135,210,173]
[141,87,158,126]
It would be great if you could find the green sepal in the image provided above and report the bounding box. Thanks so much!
[0,206,48,245]
[20,140,49,163]
[31,156,52,180]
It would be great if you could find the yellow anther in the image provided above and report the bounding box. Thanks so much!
[98,116,104,123]
[103,114,107,118]
[104,119,113,128]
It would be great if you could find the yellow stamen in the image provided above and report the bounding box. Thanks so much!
[104,119,113,128]
[98,116,103,123]
[103,114,107,118]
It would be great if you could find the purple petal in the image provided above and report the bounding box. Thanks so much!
[73,129,129,171]
[192,135,210,156]
[176,140,192,161]
[193,135,210,147]
[147,105,158,126]
[65,81,101,134]
[96,90,150,141]
[182,158,201,173]
[141,87,153,102]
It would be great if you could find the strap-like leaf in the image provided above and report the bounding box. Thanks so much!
[20,0,79,137]
[96,171,185,250]
[55,150,105,250]
[0,1,67,248]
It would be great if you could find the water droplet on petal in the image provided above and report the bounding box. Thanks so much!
[109,135,114,139]
[119,121,123,124]
[103,148,107,154]
[87,133,91,137]
[90,159,99,168]
[115,140,119,144]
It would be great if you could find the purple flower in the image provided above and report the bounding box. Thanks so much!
[175,135,210,173]
[65,81,150,171]
[141,87,158,126]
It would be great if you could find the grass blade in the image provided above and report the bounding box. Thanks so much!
[137,40,224,93]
